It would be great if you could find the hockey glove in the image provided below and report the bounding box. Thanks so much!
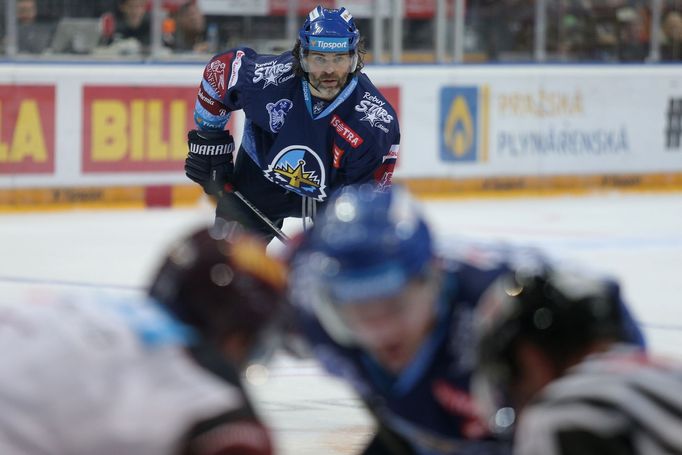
[185,129,235,196]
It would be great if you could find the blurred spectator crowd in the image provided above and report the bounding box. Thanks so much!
[0,0,680,62]
[0,0,217,58]
[464,0,682,62]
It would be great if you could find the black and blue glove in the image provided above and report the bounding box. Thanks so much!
[185,129,235,195]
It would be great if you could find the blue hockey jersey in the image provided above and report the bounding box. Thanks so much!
[290,241,645,455]
[192,48,400,202]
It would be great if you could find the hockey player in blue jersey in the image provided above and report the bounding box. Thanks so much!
[286,184,644,455]
[184,5,399,241]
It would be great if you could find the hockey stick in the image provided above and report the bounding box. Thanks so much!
[220,184,290,243]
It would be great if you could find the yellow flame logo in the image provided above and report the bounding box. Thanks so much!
[443,96,474,158]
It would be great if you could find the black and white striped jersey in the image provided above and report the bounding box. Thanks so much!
[514,345,682,455]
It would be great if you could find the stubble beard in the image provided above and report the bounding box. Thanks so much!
[309,73,346,100]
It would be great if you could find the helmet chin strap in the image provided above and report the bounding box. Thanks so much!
[300,48,310,72]
[350,52,358,73]
[303,71,322,94]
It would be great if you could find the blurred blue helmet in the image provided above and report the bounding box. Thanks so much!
[299,6,360,54]
[298,184,433,304]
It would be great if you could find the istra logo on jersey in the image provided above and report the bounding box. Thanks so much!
[264,145,327,201]
[440,86,489,162]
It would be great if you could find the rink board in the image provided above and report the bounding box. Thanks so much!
[0,63,681,209]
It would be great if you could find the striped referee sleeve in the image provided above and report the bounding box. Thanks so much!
[513,353,682,455]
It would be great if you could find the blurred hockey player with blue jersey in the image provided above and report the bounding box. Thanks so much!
[184,5,399,241]
[287,184,644,455]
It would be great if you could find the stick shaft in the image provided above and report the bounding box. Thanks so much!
[229,189,290,243]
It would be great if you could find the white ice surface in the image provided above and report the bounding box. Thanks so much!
[1,192,681,454]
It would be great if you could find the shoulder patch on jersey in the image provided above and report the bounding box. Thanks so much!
[253,59,294,89]
[266,99,294,133]
[355,91,394,134]
[264,145,327,201]
[206,58,227,95]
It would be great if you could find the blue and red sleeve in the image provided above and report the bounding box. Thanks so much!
[193,50,248,131]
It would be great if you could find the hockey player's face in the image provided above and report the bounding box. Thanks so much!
[306,51,353,100]
[338,278,438,374]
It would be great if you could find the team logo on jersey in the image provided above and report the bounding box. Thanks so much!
[206,59,227,93]
[264,145,327,201]
[355,92,393,133]
[266,98,293,132]
[313,100,327,115]
[253,60,294,89]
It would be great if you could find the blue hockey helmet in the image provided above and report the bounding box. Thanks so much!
[297,184,433,304]
[298,6,360,72]
[288,185,435,346]
[299,6,360,54]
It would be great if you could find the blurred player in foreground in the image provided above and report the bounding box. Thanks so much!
[286,184,644,455]
[473,265,682,455]
[0,227,286,455]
